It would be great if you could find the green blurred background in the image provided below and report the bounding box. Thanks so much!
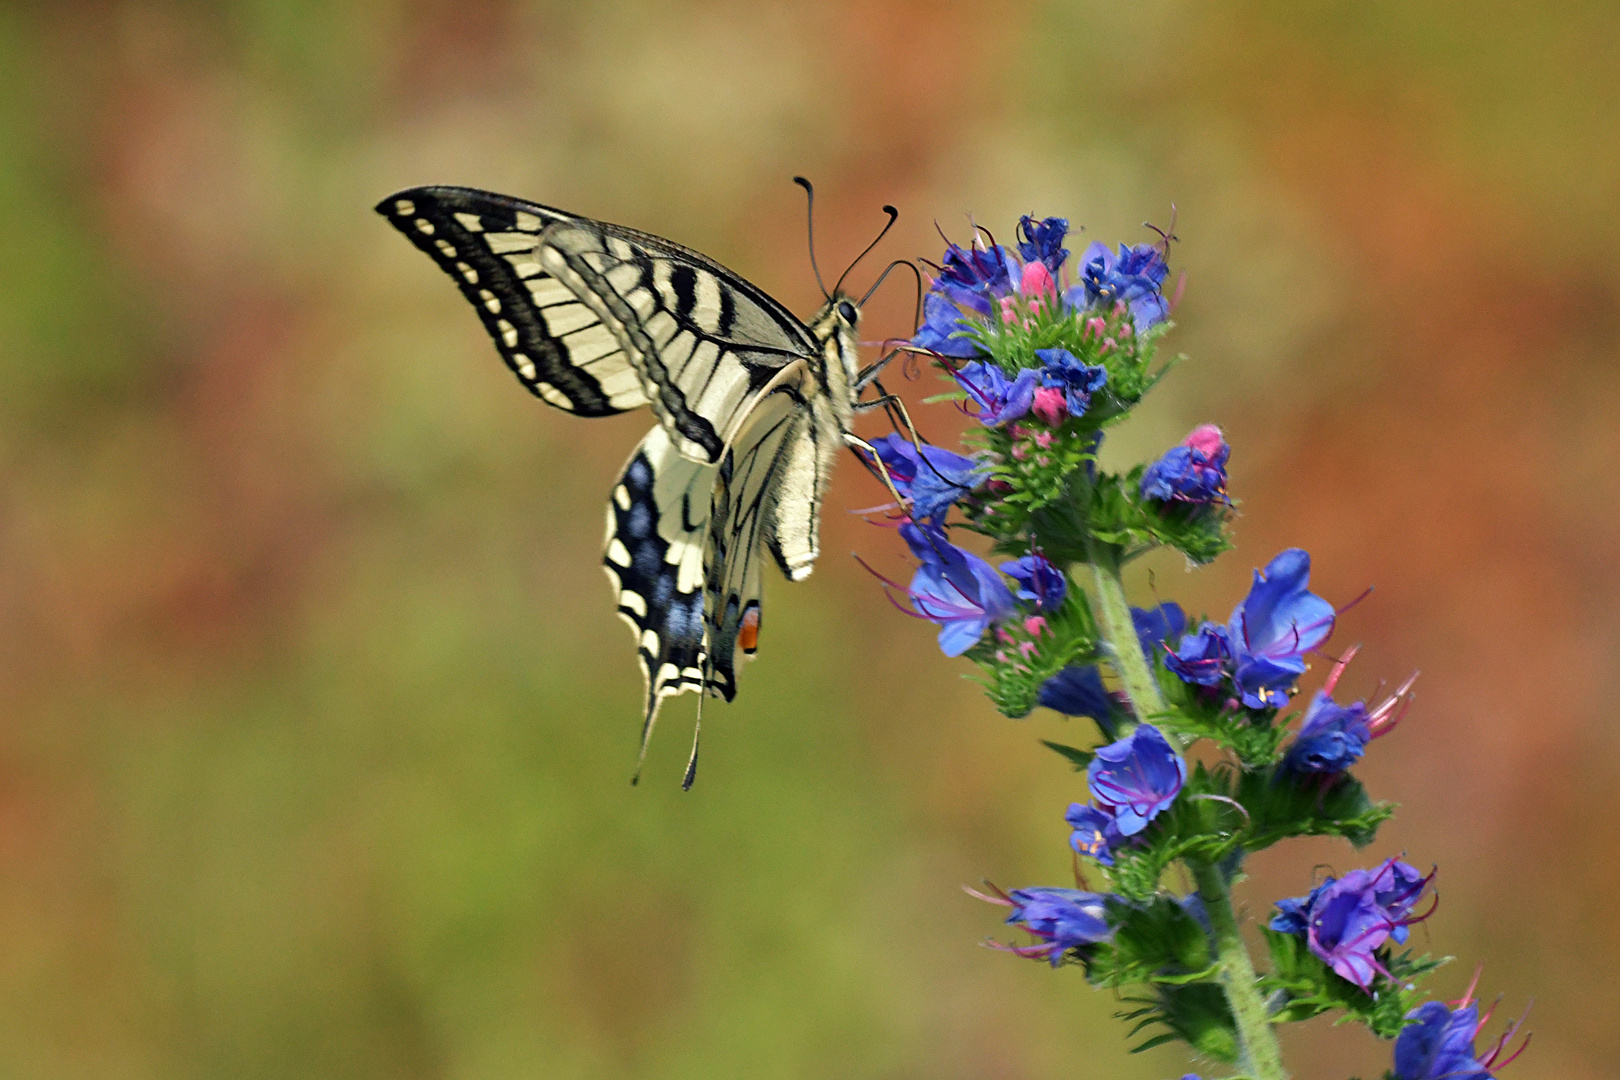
[1,2,1616,1077]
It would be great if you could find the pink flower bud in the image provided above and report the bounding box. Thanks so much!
[1031,386,1067,426]
[1020,260,1056,301]
[1182,424,1226,458]
[1024,615,1048,637]
[1084,317,1107,338]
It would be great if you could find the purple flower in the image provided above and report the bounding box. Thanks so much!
[1002,887,1113,966]
[1131,602,1187,656]
[865,434,987,523]
[1016,215,1070,273]
[1035,348,1108,418]
[1065,802,1124,866]
[953,361,1038,426]
[1282,691,1371,774]
[1165,622,1232,686]
[1228,549,1336,709]
[1141,424,1231,503]
[1000,552,1066,611]
[1269,858,1434,990]
[1394,995,1530,1080]
[1086,723,1187,835]
[1062,241,1172,331]
[911,291,983,358]
[899,525,1016,656]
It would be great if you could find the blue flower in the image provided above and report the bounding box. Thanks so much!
[1016,215,1070,273]
[1037,666,1118,736]
[1063,241,1172,331]
[1000,552,1066,611]
[1141,424,1230,503]
[899,525,1016,656]
[938,239,1020,297]
[1282,691,1371,774]
[1228,549,1336,709]
[953,360,1038,426]
[1394,1003,1495,1080]
[1035,348,1108,417]
[1065,802,1124,866]
[1268,878,1331,937]
[1268,858,1433,990]
[1393,994,1529,1080]
[865,434,986,523]
[1002,887,1113,966]
[911,291,983,358]
[1086,723,1187,835]
[1131,602,1187,656]
[1165,622,1232,686]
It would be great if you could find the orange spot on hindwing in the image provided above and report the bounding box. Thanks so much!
[738,604,761,654]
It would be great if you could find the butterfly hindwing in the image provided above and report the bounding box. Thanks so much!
[377,187,650,415]
[604,425,714,750]
[701,386,811,701]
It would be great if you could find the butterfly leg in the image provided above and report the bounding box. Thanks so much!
[853,349,897,391]
[842,432,910,511]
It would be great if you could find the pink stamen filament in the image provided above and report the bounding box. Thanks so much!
[1321,643,1362,696]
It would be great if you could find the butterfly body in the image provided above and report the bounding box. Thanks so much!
[377,186,865,781]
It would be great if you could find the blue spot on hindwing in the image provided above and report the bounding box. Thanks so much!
[631,540,661,580]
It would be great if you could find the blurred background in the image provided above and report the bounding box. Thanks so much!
[0,1,1615,1077]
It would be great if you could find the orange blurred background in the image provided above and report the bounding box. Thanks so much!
[0,2,1614,1077]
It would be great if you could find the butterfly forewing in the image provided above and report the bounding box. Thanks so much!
[537,221,821,463]
[377,187,650,414]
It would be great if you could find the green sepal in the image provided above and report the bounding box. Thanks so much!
[1115,983,1240,1063]
[1087,469,1235,567]
[966,578,1101,719]
[1104,763,1245,901]
[1238,767,1397,853]
[1084,894,1216,988]
[1259,928,1449,1039]
[1153,661,1290,768]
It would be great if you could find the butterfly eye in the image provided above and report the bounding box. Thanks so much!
[837,300,859,325]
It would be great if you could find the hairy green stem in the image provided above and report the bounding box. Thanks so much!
[1190,860,1288,1080]
[1086,542,1167,719]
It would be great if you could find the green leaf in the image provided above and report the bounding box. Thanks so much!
[1040,740,1094,770]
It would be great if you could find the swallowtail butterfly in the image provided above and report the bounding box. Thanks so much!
[377,185,900,786]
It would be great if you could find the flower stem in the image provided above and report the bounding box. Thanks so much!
[1086,541,1166,719]
[1190,859,1288,1080]
[1089,542,1286,1078]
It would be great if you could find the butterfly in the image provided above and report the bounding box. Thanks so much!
[376,183,909,786]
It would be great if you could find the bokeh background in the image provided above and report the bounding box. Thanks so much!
[1,2,1615,1077]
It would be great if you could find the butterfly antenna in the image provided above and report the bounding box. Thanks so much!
[857,257,923,322]
[793,176,830,300]
[834,204,900,296]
